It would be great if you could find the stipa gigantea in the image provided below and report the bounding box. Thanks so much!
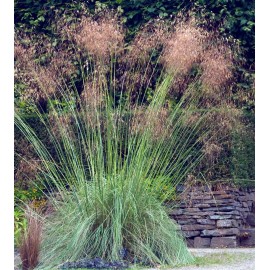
[15,13,237,268]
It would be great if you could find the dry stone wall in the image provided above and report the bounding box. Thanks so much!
[169,185,255,248]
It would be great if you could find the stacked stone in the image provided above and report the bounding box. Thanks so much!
[169,186,255,248]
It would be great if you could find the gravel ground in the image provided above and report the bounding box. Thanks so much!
[14,248,255,270]
[14,249,20,270]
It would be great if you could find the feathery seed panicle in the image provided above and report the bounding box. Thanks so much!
[127,20,170,63]
[74,15,124,60]
[201,45,233,89]
[162,20,206,75]
[15,42,75,103]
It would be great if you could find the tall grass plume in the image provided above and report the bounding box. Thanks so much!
[15,11,241,269]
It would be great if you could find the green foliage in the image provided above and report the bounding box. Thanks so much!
[231,111,255,186]
[15,0,254,66]
[14,208,27,247]
[14,184,46,247]
[145,176,177,202]
[47,98,77,113]
[15,186,43,205]
[15,0,91,34]
[192,0,254,64]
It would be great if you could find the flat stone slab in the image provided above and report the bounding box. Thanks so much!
[193,203,211,208]
[201,228,239,237]
[242,202,249,208]
[209,215,233,220]
[183,207,201,212]
[182,230,201,238]
[169,208,184,215]
[210,236,237,248]
[197,219,216,225]
[214,194,234,199]
[182,224,215,231]
[215,210,240,215]
[217,219,238,228]
[176,219,197,225]
[194,237,211,248]
[205,206,236,212]
[185,211,215,216]
[202,199,235,205]
[189,195,212,200]
[238,196,249,202]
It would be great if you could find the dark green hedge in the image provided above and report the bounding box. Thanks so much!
[15,0,254,67]
[231,110,255,182]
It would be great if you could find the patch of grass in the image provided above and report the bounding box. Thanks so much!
[192,252,252,267]
[132,251,253,268]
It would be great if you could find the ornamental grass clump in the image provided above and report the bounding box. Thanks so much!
[16,75,199,268]
[15,11,239,269]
